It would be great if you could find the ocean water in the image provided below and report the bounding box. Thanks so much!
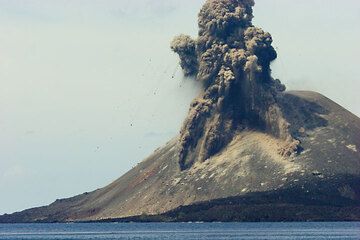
[0,222,359,240]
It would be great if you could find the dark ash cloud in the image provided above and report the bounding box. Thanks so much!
[172,0,298,170]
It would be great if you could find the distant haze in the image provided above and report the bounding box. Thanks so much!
[0,0,359,214]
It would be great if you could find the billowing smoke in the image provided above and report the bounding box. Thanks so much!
[170,34,198,76]
[172,0,298,170]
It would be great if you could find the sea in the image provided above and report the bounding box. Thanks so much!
[0,222,359,240]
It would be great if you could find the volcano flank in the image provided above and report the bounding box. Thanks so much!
[1,0,359,223]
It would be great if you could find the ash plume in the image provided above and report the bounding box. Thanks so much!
[172,0,298,170]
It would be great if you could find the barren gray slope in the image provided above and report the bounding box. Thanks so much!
[1,91,359,223]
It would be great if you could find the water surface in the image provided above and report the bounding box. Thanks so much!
[0,222,359,240]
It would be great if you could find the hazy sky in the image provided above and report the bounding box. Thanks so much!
[0,0,359,215]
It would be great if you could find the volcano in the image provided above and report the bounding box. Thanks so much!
[1,0,359,223]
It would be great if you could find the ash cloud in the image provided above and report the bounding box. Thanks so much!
[171,34,198,76]
[172,0,297,170]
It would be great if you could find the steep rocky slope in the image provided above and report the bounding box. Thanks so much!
[1,91,359,222]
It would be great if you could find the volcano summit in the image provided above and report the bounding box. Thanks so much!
[1,0,359,223]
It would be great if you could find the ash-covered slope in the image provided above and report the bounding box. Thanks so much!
[1,0,360,222]
[1,91,360,222]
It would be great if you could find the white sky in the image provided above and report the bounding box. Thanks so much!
[0,0,359,214]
